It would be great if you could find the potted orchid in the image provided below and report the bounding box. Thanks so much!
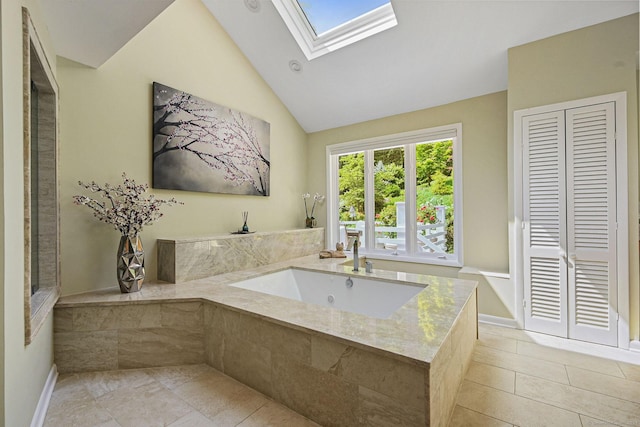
[303,192,325,228]
[73,173,181,293]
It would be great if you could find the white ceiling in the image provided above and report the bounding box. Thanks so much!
[42,0,638,132]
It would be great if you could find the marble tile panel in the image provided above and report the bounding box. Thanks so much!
[72,304,162,331]
[449,405,513,427]
[160,302,203,329]
[78,368,156,398]
[159,228,324,283]
[515,372,640,425]
[262,319,311,364]
[146,364,211,390]
[96,381,193,427]
[173,370,268,425]
[618,361,640,382]
[54,330,118,373]
[566,365,640,403]
[478,323,536,342]
[478,331,518,353]
[357,385,426,426]
[168,411,217,427]
[53,307,73,332]
[236,401,321,427]
[310,335,426,409]
[516,340,625,377]
[465,361,516,393]
[579,414,624,427]
[473,344,570,384]
[118,327,204,368]
[271,353,359,427]
[221,333,272,397]
[44,373,116,427]
[456,380,582,426]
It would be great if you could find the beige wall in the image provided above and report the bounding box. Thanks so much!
[1,0,57,424]
[58,0,308,295]
[307,91,513,318]
[508,14,639,339]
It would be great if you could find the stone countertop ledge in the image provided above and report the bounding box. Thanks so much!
[56,255,477,368]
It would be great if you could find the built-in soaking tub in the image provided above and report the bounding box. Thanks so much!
[54,255,477,427]
[229,268,424,319]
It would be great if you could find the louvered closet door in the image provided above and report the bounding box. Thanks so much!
[566,103,617,346]
[522,111,569,337]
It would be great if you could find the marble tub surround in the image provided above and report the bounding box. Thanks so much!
[55,255,478,426]
[157,227,324,283]
[54,302,205,373]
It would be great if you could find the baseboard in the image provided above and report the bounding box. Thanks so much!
[31,364,58,427]
[478,313,518,329]
[630,340,640,352]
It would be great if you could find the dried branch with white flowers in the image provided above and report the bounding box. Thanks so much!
[73,173,182,237]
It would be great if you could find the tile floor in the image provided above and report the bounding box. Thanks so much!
[43,324,640,426]
[450,324,640,427]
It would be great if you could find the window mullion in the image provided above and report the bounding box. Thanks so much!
[405,144,417,255]
[364,150,375,250]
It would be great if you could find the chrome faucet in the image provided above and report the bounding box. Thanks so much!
[346,230,362,272]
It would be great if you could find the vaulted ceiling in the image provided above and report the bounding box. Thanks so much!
[41,0,639,132]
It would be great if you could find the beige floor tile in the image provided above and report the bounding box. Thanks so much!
[167,411,217,426]
[618,361,640,382]
[456,379,582,426]
[478,331,518,353]
[173,370,268,425]
[96,381,193,427]
[44,394,115,427]
[579,414,623,427]
[515,372,640,426]
[448,405,513,427]
[236,401,320,427]
[78,368,156,398]
[479,324,535,343]
[473,344,570,384]
[566,365,640,404]
[146,364,211,390]
[516,341,625,377]
[465,361,516,393]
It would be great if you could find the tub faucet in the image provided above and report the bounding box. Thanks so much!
[346,230,362,272]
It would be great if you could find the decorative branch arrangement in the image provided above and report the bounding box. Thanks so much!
[303,192,325,219]
[153,82,270,196]
[73,173,182,237]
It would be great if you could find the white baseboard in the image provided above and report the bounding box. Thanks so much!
[630,340,640,352]
[31,364,58,427]
[478,313,518,329]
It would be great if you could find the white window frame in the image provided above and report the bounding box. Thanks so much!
[271,0,397,61]
[326,124,463,267]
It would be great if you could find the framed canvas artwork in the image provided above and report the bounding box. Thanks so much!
[153,82,270,196]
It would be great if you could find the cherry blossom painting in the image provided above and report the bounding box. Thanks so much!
[152,82,270,196]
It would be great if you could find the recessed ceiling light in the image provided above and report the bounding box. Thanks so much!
[289,60,303,73]
[244,0,261,13]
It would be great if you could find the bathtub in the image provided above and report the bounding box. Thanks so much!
[229,268,425,319]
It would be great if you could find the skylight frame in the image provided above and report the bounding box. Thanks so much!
[272,0,397,61]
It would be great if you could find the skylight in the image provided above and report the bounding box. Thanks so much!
[272,0,397,61]
[297,0,390,36]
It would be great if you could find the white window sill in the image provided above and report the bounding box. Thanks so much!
[354,250,462,268]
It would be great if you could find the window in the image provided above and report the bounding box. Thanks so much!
[327,124,463,266]
[272,0,397,60]
[297,0,390,35]
[23,7,60,344]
